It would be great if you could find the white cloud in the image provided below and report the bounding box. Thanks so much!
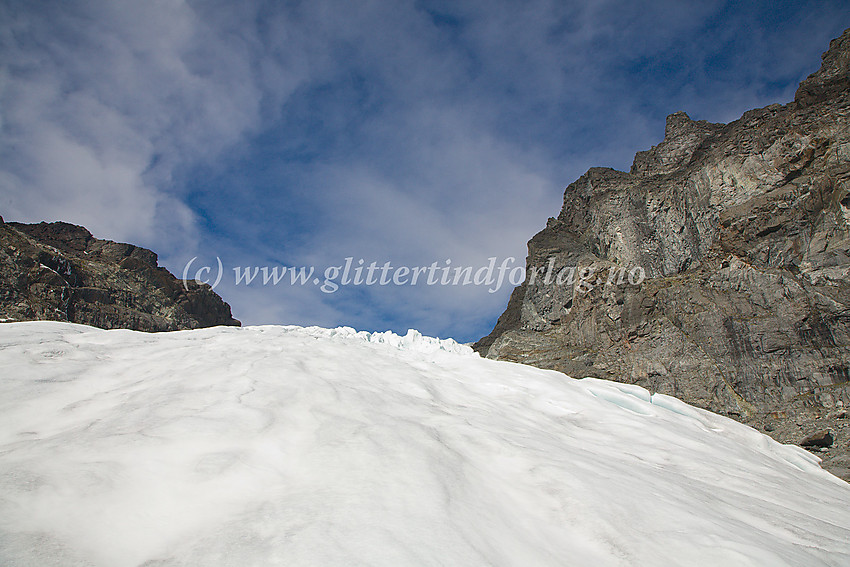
[1,0,847,340]
[0,1,310,250]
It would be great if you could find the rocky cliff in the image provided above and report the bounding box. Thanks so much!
[0,218,241,331]
[475,29,850,480]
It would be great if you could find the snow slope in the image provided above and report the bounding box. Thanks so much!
[1,321,849,566]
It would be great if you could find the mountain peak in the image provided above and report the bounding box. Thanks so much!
[477,27,850,482]
[0,219,240,331]
[796,27,850,105]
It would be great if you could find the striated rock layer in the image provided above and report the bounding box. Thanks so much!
[475,29,850,480]
[0,218,240,331]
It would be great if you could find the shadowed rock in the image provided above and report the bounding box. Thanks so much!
[801,429,835,449]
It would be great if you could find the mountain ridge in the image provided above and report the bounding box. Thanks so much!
[0,217,240,331]
[475,28,850,480]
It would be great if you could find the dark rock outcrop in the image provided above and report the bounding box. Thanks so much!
[801,429,835,449]
[476,29,850,480]
[0,218,240,331]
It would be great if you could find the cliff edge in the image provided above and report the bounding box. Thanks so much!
[0,219,240,331]
[476,29,850,480]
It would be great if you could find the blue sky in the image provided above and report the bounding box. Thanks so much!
[1,1,847,342]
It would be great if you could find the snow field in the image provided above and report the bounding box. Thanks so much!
[0,321,848,566]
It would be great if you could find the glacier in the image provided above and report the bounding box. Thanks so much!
[0,321,849,566]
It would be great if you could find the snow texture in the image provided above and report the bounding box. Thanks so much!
[0,321,849,566]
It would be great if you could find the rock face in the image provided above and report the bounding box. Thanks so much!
[0,219,241,331]
[475,29,850,480]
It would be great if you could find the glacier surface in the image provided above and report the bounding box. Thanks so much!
[1,321,849,566]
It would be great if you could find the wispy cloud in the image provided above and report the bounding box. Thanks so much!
[1,0,847,341]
